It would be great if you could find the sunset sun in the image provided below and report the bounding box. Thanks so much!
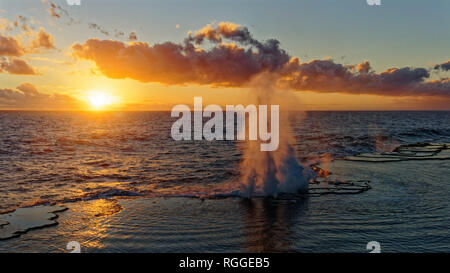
[87,91,116,109]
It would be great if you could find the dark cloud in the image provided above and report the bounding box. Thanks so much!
[88,23,131,39]
[186,22,290,72]
[50,1,69,19]
[434,60,450,72]
[48,2,61,18]
[88,23,138,41]
[71,22,450,97]
[277,59,450,97]
[0,83,82,109]
[88,23,110,36]
[42,1,76,25]
[41,1,135,41]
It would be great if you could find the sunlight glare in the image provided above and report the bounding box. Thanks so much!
[87,91,115,109]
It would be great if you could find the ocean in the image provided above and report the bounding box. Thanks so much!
[0,111,449,252]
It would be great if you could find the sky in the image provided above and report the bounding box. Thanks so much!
[0,0,449,110]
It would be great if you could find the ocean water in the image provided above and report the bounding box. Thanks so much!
[1,111,450,211]
[0,111,450,252]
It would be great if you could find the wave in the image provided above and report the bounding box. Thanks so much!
[399,128,450,138]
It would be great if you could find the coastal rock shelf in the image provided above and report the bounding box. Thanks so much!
[308,164,371,196]
[310,142,450,196]
[308,179,371,195]
[0,220,8,228]
[0,205,67,240]
[345,143,450,162]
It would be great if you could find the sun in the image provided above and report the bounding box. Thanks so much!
[87,91,115,109]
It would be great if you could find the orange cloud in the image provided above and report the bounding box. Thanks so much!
[31,27,56,50]
[356,60,371,73]
[0,83,82,110]
[0,27,56,76]
[0,35,24,56]
[71,39,270,86]
[17,82,40,95]
[71,22,450,97]
[0,57,37,75]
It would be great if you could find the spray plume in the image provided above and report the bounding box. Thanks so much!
[237,74,310,198]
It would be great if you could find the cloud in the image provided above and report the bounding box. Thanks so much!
[88,23,131,40]
[0,35,24,56]
[70,22,450,97]
[17,82,39,95]
[0,57,37,75]
[277,59,450,97]
[114,29,125,39]
[0,18,14,32]
[71,22,289,86]
[31,27,56,50]
[128,31,137,41]
[88,23,110,36]
[41,1,135,42]
[0,83,82,109]
[356,60,371,73]
[1,27,55,55]
[15,15,33,33]
[49,2,62,18]
[0,27,55,76]
[42,1,76,25]
[0,15,39,34]
[434,60,450,72]
[0,15,34,35]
